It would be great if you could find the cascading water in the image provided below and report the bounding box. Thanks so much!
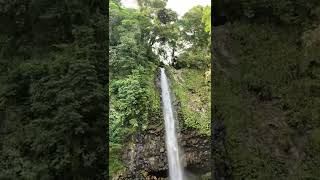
[160,67,184,180]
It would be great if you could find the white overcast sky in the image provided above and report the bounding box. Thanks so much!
[120,0,211,17]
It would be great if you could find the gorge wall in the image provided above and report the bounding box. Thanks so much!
[113,69,211,180]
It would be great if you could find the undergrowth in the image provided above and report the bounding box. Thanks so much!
[167,66,210,135]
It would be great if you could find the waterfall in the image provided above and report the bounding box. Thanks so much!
[160,68,184,180]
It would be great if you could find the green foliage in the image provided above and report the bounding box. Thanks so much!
[177,47,211,69]
[157,8,178,24]
[109,0,161,176]
[168,67,211,135]
[136,0,179,52]
[180,6,209,48]
[229,22,302,99]
[215,0,320,26]
[138,0,168,9]
[0,47,107,179]
[214,19,320,178]
[109,1,158,79]
[202,6,211,34]
[162,5,212,136]
[110,68,151,130]
[176,5,211,69]
[109,143,126,177]
[0,1,107,179]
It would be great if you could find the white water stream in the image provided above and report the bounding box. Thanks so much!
[160,68,184,180]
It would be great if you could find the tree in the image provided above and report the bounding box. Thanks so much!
[180,6,209,48]
[202,6,211,34]
[137,0,167,9]
[175,6,211,68]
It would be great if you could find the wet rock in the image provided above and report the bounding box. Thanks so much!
[120,127,210,179]
[155,127,163,134]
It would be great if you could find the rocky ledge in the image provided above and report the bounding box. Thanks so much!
[117,124,210,179]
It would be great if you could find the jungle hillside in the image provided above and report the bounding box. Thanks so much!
[213,0,320,179]
[109,0,211,179]
[0,1,108,179]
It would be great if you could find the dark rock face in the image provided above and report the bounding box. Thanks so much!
[212,109,232,180]
[180,129,211,173]
[119,126,210,179]
[122,126,168,174]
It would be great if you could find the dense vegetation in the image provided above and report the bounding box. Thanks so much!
[214,0,320,179]
[109,0,163,176]
[168,5,211,135]
[0,1,107,179]
[109,0,211,178]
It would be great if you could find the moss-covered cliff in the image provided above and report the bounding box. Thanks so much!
[213,3,320,177]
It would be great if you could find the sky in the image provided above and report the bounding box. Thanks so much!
[120,0,211,17]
